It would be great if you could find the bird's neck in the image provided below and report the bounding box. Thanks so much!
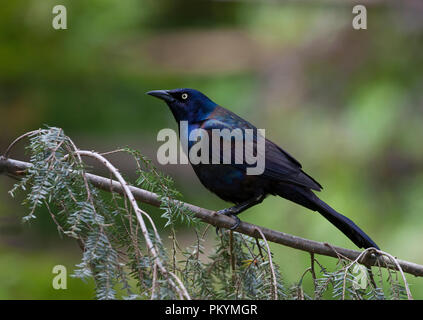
[169,102,217,124]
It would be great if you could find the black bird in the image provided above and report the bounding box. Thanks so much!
[147,88,379,249]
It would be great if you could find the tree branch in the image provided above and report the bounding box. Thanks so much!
[1,155,423,278]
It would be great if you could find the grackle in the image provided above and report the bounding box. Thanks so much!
[147,88,379,249]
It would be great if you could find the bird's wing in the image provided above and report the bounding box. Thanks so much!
[264,140,322,191]
[200,117,322,191]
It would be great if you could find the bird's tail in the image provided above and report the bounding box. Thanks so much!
[313,196,379,249]
[275,184,379,249]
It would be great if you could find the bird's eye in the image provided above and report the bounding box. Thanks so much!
[181,93,188,100]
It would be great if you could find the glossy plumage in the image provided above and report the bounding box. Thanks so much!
[147,88,379,249]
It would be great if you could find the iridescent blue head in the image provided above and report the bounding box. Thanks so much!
[146,88,217,123]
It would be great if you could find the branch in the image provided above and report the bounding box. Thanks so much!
[255,227,278,300]
[75,150,191,300]
[1,155,423,278]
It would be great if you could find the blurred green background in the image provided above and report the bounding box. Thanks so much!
[1,0,422,299]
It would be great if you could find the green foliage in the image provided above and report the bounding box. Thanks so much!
[203,231,287,300]
[8,127,412,300]
[127,147,200,228]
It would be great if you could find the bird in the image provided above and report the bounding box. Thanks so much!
[147,88,379,249]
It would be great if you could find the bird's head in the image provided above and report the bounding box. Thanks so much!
[146,88,217,123]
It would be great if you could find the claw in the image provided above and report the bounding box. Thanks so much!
[215,209,241,233]
[229,214,241,230]
[215,226,220,235]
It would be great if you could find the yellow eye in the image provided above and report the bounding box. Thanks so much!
[181,93,188,100]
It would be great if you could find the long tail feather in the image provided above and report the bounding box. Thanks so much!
[313,196,379,249]
[275,183,379,249]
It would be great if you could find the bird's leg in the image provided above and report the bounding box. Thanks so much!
[216,193,266,230]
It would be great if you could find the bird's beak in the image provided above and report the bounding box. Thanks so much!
[146,90,175,103]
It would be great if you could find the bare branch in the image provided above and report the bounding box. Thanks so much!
[255,227,278,300]
[2,130,41,158]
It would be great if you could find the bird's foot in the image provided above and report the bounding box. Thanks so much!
[215,208,241,234]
